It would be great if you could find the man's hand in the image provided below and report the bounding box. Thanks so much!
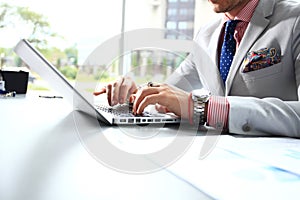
[132,83,190,119]
[93,77,138,106]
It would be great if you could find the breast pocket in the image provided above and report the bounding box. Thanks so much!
[241,47,283,82]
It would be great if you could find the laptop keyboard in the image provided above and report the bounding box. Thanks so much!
[95,103,158,117]
[95,103,180,124]
[95,104,130,116]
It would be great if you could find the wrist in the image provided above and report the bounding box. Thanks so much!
[190,89,211,126]
[204,101,209,123]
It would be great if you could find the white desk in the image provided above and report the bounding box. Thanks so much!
[1,91,300,200]
[0,91,210,200]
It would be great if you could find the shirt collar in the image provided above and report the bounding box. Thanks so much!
[223,0,260,23]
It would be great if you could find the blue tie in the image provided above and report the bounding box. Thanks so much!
[220,20,239,84]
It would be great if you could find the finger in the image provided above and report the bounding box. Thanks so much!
[93,87,106,96]
[111,77,124,106]
[131,87,139,94]
[136,94,161,114]
[128,81,138,95]
[133,87,159,113]
[129,94,136,103]
[106,84,112,106]
[118,77,132,104]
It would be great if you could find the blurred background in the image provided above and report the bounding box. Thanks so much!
[0,0,218,91]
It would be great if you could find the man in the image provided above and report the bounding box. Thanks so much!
[96,0,300,137]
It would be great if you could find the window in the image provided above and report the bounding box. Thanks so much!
[179,9,188,16]
[168,8,177,16]
[178,21,187,29]
[166,21,177,29]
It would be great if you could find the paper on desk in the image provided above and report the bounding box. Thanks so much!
[164,135,300,200]
[217,136,300,176]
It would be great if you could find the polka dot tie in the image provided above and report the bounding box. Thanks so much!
[220,20,239,84]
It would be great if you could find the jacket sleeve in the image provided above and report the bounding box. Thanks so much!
[227,97,300,137]
[165,54,203,92]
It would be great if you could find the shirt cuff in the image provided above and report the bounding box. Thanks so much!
[207,96,230,131]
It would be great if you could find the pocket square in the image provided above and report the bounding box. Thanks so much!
[242,47,281,73]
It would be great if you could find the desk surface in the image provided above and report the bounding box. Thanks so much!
[0,91,210,200]
[1,91,300,200]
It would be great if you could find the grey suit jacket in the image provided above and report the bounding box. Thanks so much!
[167,0,300,137]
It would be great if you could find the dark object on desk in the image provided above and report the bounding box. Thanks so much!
[39,95,63,99]
[0,70,29,94]
[0,91,16,98]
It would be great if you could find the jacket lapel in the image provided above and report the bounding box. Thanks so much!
[198,21,225,96]
[225,0,275,95]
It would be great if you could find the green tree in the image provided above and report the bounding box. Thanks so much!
[0,3,12,29]
[0,3,58,48]
[0,3,79,72]
[40,47,66,67]
[64,45,78,65]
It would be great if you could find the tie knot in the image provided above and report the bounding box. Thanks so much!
[225,20,239,34]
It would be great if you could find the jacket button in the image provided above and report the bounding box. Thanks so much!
[242,124,251,132]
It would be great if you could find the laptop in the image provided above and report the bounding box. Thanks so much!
[14,39,181,125]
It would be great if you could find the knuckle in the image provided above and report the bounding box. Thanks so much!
[113,81,118,87]
[144,96,151,101]
[140,88,149,96]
